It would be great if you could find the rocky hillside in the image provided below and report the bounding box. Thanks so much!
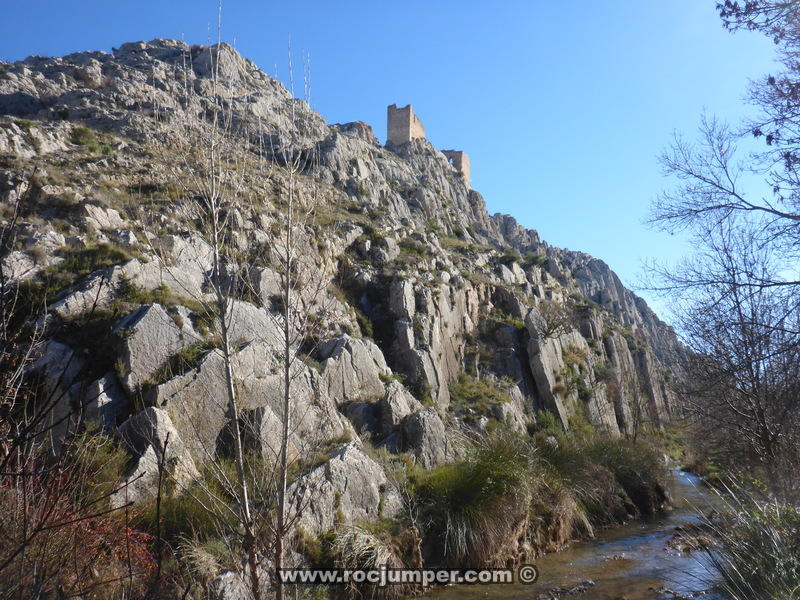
[0,39,685,538]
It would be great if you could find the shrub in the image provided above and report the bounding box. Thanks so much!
[584,437,668,515]
[70,125,97,146]
[449,372,511,420]
[330,526,410,599]
[562,344,588,367]
[530,410,564,437]
[0,430,155,599]
[356,311,374,338]
[398,238,428,258]
[528,469,593,552]
[50,243,134,281]
[499,249,523,266]
[148,342,215,385]
[14,119,35,132]
[593,361,615,383]
[492,310,526,331]
[413,381,434,407]
[702,485,800,600]
[413,433,534,566]
[522,251,547,267]
[138,457,249,545]
[424,218,441,235]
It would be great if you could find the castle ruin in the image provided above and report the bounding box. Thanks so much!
[387,104,472,188]
[387,104,426,145]
[441,150,471,188]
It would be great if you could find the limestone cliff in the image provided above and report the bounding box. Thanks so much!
[0,40,687,532]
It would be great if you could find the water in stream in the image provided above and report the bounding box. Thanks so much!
[429,469,725,600]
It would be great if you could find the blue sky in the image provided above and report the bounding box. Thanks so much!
[0,1,778,320]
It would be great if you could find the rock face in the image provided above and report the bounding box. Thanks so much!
[115,407,200,505]
[403,408,452,468]
[26,341,85,452]
[380,381,423,433]
[291,443,403,535]
[2,39,689,548]
[77,373,128,429]
[113,303,193,394]
[317,335,390,405]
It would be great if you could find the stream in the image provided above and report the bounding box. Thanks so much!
[429,469,724,600]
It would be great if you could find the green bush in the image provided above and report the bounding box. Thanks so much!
[584,437,667,515]
[424,218,440,234]
[499,249,523,266]
[68,428,130,507]
[356,311,375,338]
[449,373,511,420]
[530,410,564,437]
[398,238,428,258]
[413,433,534,565]
[138,454,271,544]
[408,427,670,566]
[70,125,97,146]
[593,361,615,383]
[147,342,215,386]
[50,243,134,281]
[14,119,35,132]
[522,251,548,268]
[491,310,526,331]
[703,486,800,600]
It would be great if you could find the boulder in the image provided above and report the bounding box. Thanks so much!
[225,299,282,346]
[113,303,193,394]
[525,306,583,428]
[1,250,39,281]
[82,203,126,231]
[27,341,85,452]
[379,380,423,433]
[491,387,528,433]
[317,335,390,405]
[145,350,228,464]
[77,372,128,429]
[290,442,402,535]
[403,408,450,468]
[147,340,354,466]
[151,234,213,271]
[389,277,416,320]
[49,256,209,320]
[25,229,65,252]
[0,169,30,205]
[371,237,400,264]
[343,401,379,435]
[112,229,140,247]
[115,407,200,505]
[250,266,282,306]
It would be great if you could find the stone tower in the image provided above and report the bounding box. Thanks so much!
[387,104,426,145]
[442,150,471,188]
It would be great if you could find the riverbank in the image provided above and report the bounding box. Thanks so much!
[428,469,724,600]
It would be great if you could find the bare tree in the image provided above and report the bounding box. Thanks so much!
[251,54,337,600]
[136,34,268,598]
[137,35,343,599]
[0,173,153,598]
[531,299,577,340]
[652,218,800,493]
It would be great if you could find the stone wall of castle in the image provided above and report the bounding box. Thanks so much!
[387,104,426,145]
[442,150,471,188]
